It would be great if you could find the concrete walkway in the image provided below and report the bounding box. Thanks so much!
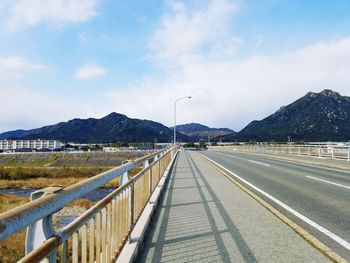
[138,150,329,262]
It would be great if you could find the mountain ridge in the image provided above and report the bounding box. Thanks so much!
[222,89,350,142]
[0,112,190,143]
[175,123,235,141]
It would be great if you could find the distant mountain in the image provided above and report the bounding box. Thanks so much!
[0,130,28,140]
[175,123,234,141]
[0,112,190,143]
[223,89,350,142]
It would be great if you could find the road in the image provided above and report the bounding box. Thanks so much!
[201,150,350,260]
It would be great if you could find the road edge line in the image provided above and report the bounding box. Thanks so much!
[200,153,347,263]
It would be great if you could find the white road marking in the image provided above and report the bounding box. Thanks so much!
[306,176,350,190]
[248,160,271,167]
[213,152,239,158]
[201,154,350,252]
[238,151,350,175]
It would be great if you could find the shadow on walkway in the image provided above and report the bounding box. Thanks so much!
[137,150,256,262]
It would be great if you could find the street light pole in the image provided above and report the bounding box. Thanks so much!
[174,96,191,145]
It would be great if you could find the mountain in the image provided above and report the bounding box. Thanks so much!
[0,130,28,140]
[223,89,350,142]
[0,112,190,143]
[175,123,234,141]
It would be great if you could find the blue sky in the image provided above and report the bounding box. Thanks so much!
[1,0,350,133]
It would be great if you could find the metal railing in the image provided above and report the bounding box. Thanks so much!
[0,146,178,262]
[211,144,350,161]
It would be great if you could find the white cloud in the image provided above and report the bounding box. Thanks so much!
[0,56,45,79]
[104,0,350,131]
[5,0,101,30]
[75,62,108,80]
[149,0,240,63]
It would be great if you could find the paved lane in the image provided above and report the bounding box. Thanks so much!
[138,150,329,262]
[202,150,350,259]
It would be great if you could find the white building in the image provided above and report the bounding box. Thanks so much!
[0,139,63,151]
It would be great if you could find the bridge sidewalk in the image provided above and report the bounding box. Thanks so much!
[137,150,329,262]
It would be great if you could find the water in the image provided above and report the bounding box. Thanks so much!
[0,187,115,202]
[0,187,118,227]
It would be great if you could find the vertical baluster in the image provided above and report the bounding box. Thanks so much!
[61,240,68,263]
[149,167,153,196]
[136,179,140,218]
[101,208,107,263]
[117,195,122,252]
[107,203,112,261]
[126,188,130,231]
[111,199,116,258]
[144,171,148,203]
[130,181,135,227]
[122,191,126,240]
[89,218,95,263]
[96,212,101,263]
[73,232,79,263]
[114,196,119,254]
[81,224,87,263]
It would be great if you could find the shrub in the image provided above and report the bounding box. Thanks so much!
[0,168,10,180]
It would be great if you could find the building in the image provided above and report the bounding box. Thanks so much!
[0,139,63,151]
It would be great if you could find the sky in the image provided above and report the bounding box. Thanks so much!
[1,0,350,133]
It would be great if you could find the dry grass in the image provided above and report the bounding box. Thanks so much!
[0,166,142,189]
[0,167,109,181]
[0,193,28,213]
[0,177,89,188]
[66,198,93,209]
[0,194,28,262]
[0,230,26,262]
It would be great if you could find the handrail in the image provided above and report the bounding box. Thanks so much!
[0,147,171,240]
[1,145,179,262]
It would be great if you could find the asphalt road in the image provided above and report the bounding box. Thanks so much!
[201,150,350,260]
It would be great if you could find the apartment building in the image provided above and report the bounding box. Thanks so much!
[0,139,63,151]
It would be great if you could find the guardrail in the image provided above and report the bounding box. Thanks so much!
[0,146,178,262]
[210,144,350,161]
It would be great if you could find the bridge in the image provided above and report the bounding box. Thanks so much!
[0,145,349,262]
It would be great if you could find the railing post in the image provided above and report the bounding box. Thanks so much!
[348,148,350,162]
[120,160,130,186]
[25,187,62,263]
[318,147,321,158]
[143,159,149,169]
[331,147,334,159]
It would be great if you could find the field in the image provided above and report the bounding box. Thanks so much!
[0,151,145,188]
